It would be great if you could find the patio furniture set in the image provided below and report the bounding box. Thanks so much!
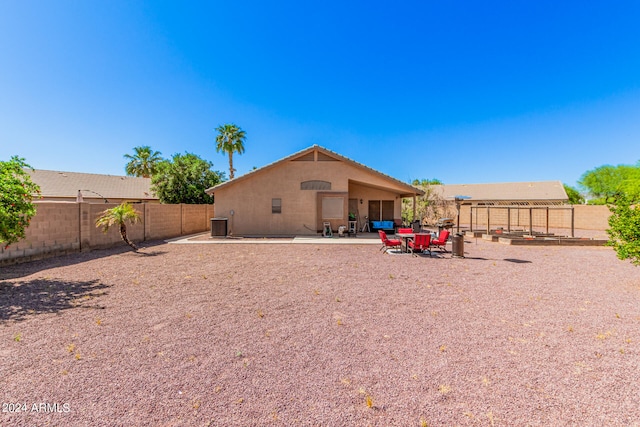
[378,229,451,256]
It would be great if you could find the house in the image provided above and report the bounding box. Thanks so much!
[205,145,424,236]
[26,169,158,203]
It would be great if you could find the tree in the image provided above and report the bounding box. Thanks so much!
[95,202,141,251]
[606,195,640,265]
[618,165,640,201]
[402,178,453,225]
[412,178,443,186]
[124,146,163,178]
[151,153,225,204]
[0,156,41,248]
[563,184,585,205]
[578,164,640,204]
[215,123,246,179]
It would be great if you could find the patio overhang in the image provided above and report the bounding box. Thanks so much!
[348,179,424,198]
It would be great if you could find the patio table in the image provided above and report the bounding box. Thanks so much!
[395,232,415,253]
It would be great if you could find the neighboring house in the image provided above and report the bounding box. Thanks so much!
[27,169,158,203]
[205,145,424,236]
[437,181,569,205]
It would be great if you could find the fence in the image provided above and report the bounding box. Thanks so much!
[1,202,215,265]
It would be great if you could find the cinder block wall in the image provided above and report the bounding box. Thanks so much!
[1,202,215,265]
[0,202,81,263]
[182,205,216,235]
[145,204,182,240]
[573,205,610,230]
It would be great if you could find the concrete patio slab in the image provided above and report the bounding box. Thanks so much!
[166,232,382,245]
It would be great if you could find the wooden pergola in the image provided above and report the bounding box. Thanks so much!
[461,201,575,237]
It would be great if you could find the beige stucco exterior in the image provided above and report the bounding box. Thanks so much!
[206,146,423,236]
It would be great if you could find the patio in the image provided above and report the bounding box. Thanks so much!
[170,232,384,245]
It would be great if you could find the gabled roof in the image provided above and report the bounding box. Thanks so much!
[205,145,424,196]
[437,181,568,204]
[27,169,156,200]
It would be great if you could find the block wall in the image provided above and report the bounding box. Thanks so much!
[0,202,80,263]
[572,205,610,230]
[182,205,214,235]
[1,202,214,265]
[145,204,182,240]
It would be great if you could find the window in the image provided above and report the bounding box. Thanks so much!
[301,180,331,190]
[272,198,281,214]
[322,196,344,219]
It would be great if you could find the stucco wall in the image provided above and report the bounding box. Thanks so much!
[348,181,402,220]
[213,158,410,236]
[1,202,215,265]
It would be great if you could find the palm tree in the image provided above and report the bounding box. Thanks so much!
[95,202,141,251]
[214,123,246,179]
[124,146,163,178]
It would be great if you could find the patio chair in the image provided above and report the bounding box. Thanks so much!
[396,227,413,234]
[408,233,431,257]
[378,230,401,253]
[430,229,450,253]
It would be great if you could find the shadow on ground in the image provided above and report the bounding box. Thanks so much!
[0,278,111,322]
[0,240,168,280]
[461,257,533,263]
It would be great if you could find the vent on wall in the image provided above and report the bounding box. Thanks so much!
[301,180,331,190]
[292,152,315,161]
[317,152,338,161]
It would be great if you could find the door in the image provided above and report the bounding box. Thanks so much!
[381,200,394,221]
[369,200,394,221]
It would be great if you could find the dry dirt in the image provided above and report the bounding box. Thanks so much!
[1,237,640,426]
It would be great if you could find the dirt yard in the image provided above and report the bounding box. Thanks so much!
[1,238,639,426]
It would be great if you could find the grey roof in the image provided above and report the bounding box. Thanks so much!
[206,145,424,196]
[437,181,568,203]
[27,169,156,200]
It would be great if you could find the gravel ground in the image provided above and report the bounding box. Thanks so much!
[1,237,639,426]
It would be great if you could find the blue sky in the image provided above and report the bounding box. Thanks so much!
[1,1,639,188]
